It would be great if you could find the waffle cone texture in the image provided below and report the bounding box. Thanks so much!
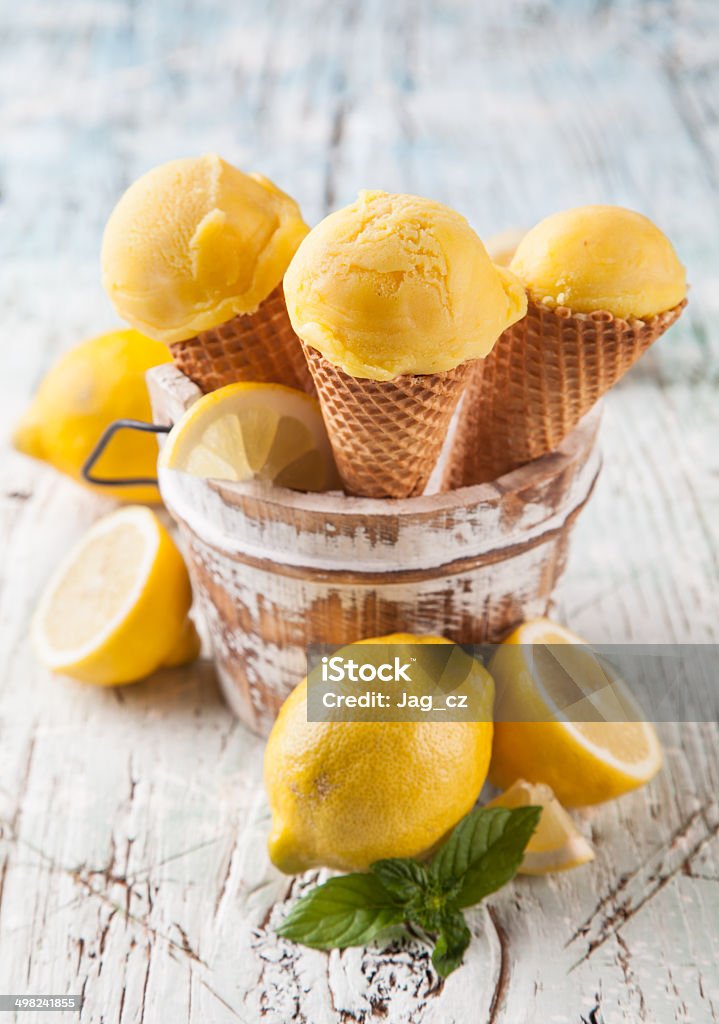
[445,296,687,488]
[301,342,474,499]
[169,284,314,395]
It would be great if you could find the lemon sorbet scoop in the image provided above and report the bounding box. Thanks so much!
[101,153,309,346]
[509,205,687,320]
[283,189,527,381]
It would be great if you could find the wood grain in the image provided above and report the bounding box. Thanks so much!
[1,1,718,1021]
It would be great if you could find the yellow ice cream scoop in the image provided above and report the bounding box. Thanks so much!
[283,190,527,381]
[510,205,687,319]
[101,154,309,346]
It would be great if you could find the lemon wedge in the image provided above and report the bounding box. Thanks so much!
[489,618,662,806]
[487,780,595,874]
[159,382,339,492]
[33,506,199,685]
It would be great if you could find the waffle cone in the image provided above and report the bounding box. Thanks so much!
[302,343,474,498]
[445,297,687,488]
[169,284,314,395]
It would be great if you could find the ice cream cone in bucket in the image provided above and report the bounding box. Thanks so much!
[169,283,313,394]
[301,343,473,497]
[446,296,687,487]
[284,190,527,499]
[102,154,312,394]
[445,206,688,488]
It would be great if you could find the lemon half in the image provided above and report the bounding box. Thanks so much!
[159,382,339,492]
[33,506,199,685]
[489,619,662,806]
[488,780,595,874]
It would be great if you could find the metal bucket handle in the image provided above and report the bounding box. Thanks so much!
[82,418,172,488]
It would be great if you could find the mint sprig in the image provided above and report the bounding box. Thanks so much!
[430,806,539,907]
[276,805,540,977]
[275,873,405,948]
[432,907,471,977]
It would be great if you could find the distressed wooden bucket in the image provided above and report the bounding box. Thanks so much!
[149,364,602,736]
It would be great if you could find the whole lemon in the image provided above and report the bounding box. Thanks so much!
[13,329,171,503]
[264,634,495,874]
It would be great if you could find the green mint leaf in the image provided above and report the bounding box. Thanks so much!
[276,873,405,950]
[412,897,445,934]
[431,806,541,908]
[431,908,471,978]
[370,858,430,902]
[371,858,458,933]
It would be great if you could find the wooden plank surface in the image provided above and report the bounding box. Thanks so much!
[1,1,718,1022]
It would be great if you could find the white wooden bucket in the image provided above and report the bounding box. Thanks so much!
[149,365,602,736]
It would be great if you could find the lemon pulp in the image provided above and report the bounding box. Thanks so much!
[160,381,338,492]
[33,506,198,685]
[490,618,662,806]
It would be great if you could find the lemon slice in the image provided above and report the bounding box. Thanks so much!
[487,780,595,874]
[33,506,199,685]
[159,382,339,492]
[489,618,662,806]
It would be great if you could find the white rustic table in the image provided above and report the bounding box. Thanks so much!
[1,2,718,1022]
